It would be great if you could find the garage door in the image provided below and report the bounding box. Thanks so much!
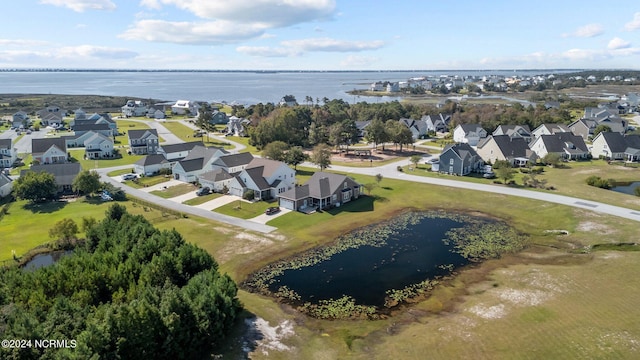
[279,198,295,210]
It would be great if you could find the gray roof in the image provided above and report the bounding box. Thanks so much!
[595,132,627,153]
[306,172,360,199]
[279,184,310,201]
[199,168,234,182]
[183,145,227,162]
[245,157,284,177]
[128,129,159,140]
[0,138,11,150]
[24,163,81,186]
[135,154,169,166]
[73,123,110,132]
[178,158,206,173]
[539,133,589,153]
[32,138,66,154]
[159,141,202,154]
[213,152,254,168]
[493,125,531,137]
[0,173,11,187]
[244,166,271,190]
[443,143,479,161]
[458,123,485,134]
[479,135,533,159]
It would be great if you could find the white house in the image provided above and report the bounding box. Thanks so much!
[198,169,235,193]
[0,173,12,197]
[158,141,202,162]
[171,145,227,182]
[228,158,295,200]
[122,100,148,117]
[0,139,17,169]
[83,133,114,159]
[453,124,487,146]
[171,100,200,116]
[590,132,640,160]
[32,138,67,164]
[134,154,171,176]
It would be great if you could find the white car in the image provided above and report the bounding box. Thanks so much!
[122,173,138,181]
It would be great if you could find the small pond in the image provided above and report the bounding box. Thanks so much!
[611,181,640,195]
[22,250,72,272]
[244,211,525,316]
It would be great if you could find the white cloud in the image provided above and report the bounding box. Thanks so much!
[281,38,385,52]
[140,0,336,26]
[608,37,631,50]
[39,0,116,12]
[236,46,300,57]
[562,23,604,38]
[340,55,379,68]
[119,19,268,44]
[0,39,50,47]
[625,12,640,31]
[57,45,138,59]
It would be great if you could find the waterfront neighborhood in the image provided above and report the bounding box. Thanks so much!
[2,71,640,359]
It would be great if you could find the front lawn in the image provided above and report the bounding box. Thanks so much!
[161,121,234,149]
[125,175,170,189]
[69,149,142,170]
[213,200,273,219]
[150,183,197,198]
[182,192,223,205]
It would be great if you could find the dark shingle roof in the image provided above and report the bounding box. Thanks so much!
[128,129,159,139]
[213,152,254,168]
[159,141,202,154]
[540,133,589,153]
[24,163,81,186]
[32,138,67,154]
[135,154,169,166]
[178,158,205,173]
[279,184,310,201]
[199,168,234,182]
[73,123,110,132]
[596,132,627,153]
[306,172,359,199]
[0,139,11,150]
[487,135,532,158]
[244,166,271,190]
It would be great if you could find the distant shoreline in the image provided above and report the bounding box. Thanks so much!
[0,68,586,74]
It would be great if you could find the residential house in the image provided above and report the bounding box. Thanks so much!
[71,114,117,136]
[171,100,200,115]
[12,111,30,128]
[0,139,17,169]
[591,132,640,161]
[209,109,229,125]
[452,124,487,146]
[32,138,67,164]
[544,101,561,110]
[354,120,371,140]
[279,95,297,107]
[72,123,113,138]
[83,132,114,159]
[198,169,235,193]
[211,152,254,174]
[370,81,385,91]
[532,123,570,138]
[22,163,81,193]
[74,108,87,121]
[127,129,159,155]
[399,118,428,140]
[278,171,361,212]
[146,108,166,119]
[438,143,484,176]
[134,154,171,176]
[158,141,202,162]
[529,133,590,160]
[40,112,64,127]
[623,135,640,161]
[121,100,148,117]
[171,145,227,182]
[227,157,295,200]
[226,116,248,136]
[0,172,12,197]
[493,125,532,143]
[568,119,597,140]
[476,135,537,166]
[36,105,66,119]
[422,114,450,133]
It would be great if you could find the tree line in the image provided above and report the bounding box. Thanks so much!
[216,99,580,151]
[0,204,241,359]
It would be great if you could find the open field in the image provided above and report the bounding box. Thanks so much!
[213,199,274,219]
[69,149,143,170]
[2,173,640,358]
[160,121,235,149]
[149,182,196,198]
[182,192,223,205]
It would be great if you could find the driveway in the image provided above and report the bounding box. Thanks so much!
[250,208,291,224]
[137,179,183,193]
[97,167,276,233]
[194,195,246,211]
[169,191,199,204]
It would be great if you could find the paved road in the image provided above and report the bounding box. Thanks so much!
[178,119,246,153]
[96,166,277,233]
[319,157,640,223]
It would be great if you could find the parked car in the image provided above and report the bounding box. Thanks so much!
[265,206,280,215]
[483,171,496,179]
[122,173,137,181]
[196,187,211,196]
[426,157,439,164]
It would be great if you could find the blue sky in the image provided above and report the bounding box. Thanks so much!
[1,0,639,70]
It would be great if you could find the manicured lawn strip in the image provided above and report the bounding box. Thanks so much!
[213,200,273,219]
[161,121,234,149]
[69,149,142,170]
[225,135,260,154]
[107,168,134,177]
[150,183,197,198]
[115,119,155,146]
[124,175,170,189]
[10,153,32,175]
[182,192,223,205]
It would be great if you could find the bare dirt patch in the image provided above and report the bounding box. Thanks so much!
[242,317,295,357]
[576,221,616,236]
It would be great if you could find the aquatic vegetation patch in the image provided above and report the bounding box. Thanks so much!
[243,211,527,319]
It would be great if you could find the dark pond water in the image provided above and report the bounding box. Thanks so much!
[22,250,72,272]
[268,216,469,307]
[611,181,640,195]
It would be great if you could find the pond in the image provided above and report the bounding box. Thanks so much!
[611,181,640,195]
[22,250,72,272]
[244,211,526,318]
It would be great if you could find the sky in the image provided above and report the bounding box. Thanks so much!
[1,0,640,70]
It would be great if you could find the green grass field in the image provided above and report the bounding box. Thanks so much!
[124,175,170,189]
[182,192,223,205]
[149,183,196,198]
[69,149,142,170]
[160,121,234,149]
[213,199,273,219]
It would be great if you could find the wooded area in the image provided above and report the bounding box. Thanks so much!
[0,204,241,359]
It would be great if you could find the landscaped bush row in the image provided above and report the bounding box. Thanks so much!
[585,175,616,189]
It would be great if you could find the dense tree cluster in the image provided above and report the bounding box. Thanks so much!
[235,97,577,151]
[0,204,241,359]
